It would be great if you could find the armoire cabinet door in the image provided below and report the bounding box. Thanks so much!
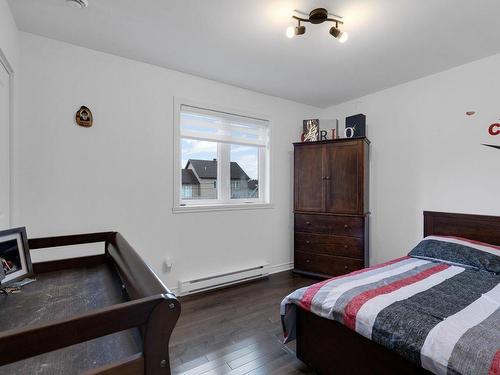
[324,141,362,214]
[294,144,325,212]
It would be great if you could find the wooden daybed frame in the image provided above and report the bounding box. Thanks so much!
[0,231,180,375]
[296,211,500,375]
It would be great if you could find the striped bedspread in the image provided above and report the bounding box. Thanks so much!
[281,256,500,375]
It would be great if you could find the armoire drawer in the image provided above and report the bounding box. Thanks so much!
[294,214,364,238]
[294,251,364,277]
[295,233,364,259]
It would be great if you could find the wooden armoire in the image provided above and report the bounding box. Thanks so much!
[293,137,369,278]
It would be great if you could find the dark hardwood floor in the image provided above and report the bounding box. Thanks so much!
[170,271,317,375]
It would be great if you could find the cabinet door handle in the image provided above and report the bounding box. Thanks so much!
[344,224,350,230]
[305,240,311,244]
[325,176,331,180]
[321,176,326,180]
[344,265,349,270]
[305,221,311,225]
[306,259,311,263]
[344,244,348,249]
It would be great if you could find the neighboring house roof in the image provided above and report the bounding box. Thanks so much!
[185,159,250,180]
[182,169,200,185]
[230,162,250,181]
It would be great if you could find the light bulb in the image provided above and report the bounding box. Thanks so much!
[338,31,349,43]
[286,26,295,39]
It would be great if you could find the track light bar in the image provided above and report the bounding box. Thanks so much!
[286,8,348,42]
[293,9,343,21]
[66,0,88,8]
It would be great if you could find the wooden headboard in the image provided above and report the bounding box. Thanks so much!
[424,211,500,246]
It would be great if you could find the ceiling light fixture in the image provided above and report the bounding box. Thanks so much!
[286,8,348,42]
[66,0,89,9]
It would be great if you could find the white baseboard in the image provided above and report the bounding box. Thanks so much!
[268,261,294,275]
[168,285,180,295]
[167,261,294,296]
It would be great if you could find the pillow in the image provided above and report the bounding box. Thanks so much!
[408,235,500,274]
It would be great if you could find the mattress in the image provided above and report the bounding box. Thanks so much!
[282,247,500,375]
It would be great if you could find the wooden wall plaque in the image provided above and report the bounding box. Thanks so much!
[75,106,93,127]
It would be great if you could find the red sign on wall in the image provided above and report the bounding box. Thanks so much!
[488,123,500,136]
[484,122,500,150]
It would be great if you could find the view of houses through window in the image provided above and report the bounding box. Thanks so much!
[180,140,259,200]
[230,144,259,199]
[181,139,218,200]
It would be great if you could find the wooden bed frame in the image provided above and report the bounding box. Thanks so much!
[0,232,180,375]
[296,211,500,375]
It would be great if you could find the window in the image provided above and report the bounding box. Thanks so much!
[175,103,270,209]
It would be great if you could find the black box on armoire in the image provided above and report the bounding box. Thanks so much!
[346,114,366,137]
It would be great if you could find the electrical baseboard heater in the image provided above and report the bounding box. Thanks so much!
[178,263,270,295]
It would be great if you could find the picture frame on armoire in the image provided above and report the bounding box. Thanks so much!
[0,227,33,286]
[302,119,320,142]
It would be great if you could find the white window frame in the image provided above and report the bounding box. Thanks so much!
[173,98,273,213]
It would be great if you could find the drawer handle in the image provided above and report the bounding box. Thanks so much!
[305,221,311,225]
[344,244,348,249]
[344,224,350,230]
[344,265,349,270]
[305,240,311,244]
[306,259,311,263]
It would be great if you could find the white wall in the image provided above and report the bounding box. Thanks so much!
[0,0,19,229]
[322,54,500,265]
[14,26,500,290]
[14,32,318,291]
[0,0,19,71]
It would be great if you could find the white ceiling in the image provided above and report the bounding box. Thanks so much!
[8,0,500,107]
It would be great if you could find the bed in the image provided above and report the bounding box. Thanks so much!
[281,211,500,375]
[0,232,180,375]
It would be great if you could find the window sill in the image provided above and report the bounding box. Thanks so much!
[172,203,274,214]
